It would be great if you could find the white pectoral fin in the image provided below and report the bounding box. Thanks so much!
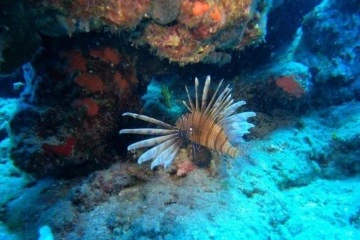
[138,137,179,164]
[127,133,178,151]
[150,139,182,169]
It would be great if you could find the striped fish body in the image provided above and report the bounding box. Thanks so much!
[175,110,238,158]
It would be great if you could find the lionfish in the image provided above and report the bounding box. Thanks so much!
[120,76,256,169]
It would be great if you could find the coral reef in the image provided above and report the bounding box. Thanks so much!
[228,60,312,120]
[227,0,359,114]
[297,0,360,105]
[8,38,141,177]
[149,0,181,25]
[9,0,274,68]
[27,0,151,30]
[143,0,272,64]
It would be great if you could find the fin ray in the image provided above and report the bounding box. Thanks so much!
[205,79,224,114]
[150,140,182,169]
[127,133,178,151]
[119,128,178,135]
[138,137,179,164]
[201,76,211,112]
[122,113,173,129]
[195,77,199,110]
[185,86,195,111]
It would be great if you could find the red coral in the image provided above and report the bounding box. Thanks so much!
[64,50,87,72]
[74,73,105,93]
[275,76,305,98]
[89,47,121,65]
[114,71,129,90]
[72,98,100,116]
[42,137,76,156]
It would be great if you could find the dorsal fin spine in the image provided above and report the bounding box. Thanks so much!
[201,76,211,112]
[195,77,199,110]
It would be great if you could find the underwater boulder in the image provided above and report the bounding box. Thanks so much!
[8,40,141,177]
[298,0,360,105]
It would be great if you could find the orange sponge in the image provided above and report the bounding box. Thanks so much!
[210,6,221,22]
[192,1,210,16]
